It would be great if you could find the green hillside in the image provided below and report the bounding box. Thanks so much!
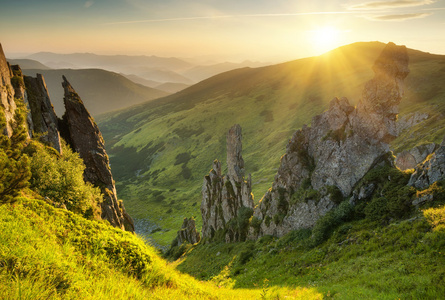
[0,97,316,299]
[22,68,169,116]
[97,42,445,246]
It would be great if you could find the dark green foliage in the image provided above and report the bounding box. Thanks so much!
[288,131,314,171]
[174,152,192,165]
[290,185,320,205]
[27,141,102,217]
[260,110,274,122]
[326,185,344,204]
[311,201,354,246]
[273,213,285,225]
[276,228,312,248]
[249,216,262,233]
[226,206,254,241]
[264,215,272,227]
[359,165,415,222]
[322,125,350,144]
[0,99,31,204]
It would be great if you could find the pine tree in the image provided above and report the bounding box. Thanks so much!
[0,98,31,204]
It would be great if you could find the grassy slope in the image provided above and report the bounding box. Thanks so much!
[97,42,445,246]
[175,201,445,300]
[0,194,321,299]
[22,68,169,116]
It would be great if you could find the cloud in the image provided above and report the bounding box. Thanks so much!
[104,11,354,25]
[84,1,94,8]
[368,12,432,20]
[350,0,436,10]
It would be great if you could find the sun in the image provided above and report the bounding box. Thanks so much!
[309,26,341,51]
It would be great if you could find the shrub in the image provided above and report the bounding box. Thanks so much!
[311,201,353,246]
[0,99,31,204]
[28,141,102,217]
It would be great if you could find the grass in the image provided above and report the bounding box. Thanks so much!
[174,205,445,299]
[97,41,445,247]
[0,194,323,299]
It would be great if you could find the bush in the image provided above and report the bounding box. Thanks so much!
[28,141,102,217]
[311,201,353,246]
[0,99,31,204]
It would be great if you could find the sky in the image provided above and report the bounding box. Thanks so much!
[0,0,444,63]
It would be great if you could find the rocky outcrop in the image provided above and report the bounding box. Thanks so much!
[248,42,409,239]
[23,73,62,153]
[0,43,16,137]
[9,65,33,138]
[397,112,429,134]
[61,76,134,232]
[201,124,254,242]
[395,143,437,171]
[176,217,201,246]
[408,139,445,190]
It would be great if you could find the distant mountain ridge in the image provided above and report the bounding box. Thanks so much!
[7,58,51,70]
[22,68,169,116]
[97,41,445,246]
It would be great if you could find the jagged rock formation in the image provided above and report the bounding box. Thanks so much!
[395,143,437,171]
[175,218,201,246]
[397,112,429,134]
[247,42,410,238]
[61,76,134,232]
[9,65,33,138]
[201,124,254,242]
[408,139,445,190]
[0,43,16,137]
[23,73,62,153]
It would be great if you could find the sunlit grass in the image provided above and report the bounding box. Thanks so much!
[0,196,323,299]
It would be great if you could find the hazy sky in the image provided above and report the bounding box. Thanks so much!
[1,0,444,62]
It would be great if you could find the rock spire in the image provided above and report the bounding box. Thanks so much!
[61,76,134,232]
[201,124,254,242]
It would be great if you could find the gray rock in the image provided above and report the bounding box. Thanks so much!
[0,43,16,137]
[201,124,254,242]
[61,76,134,232]
[395,143,437,170]
[397,112,429,134]
[408,144,445,190]
[176,217,201,246]
[412,194,434,206]
[250,42,409,239]
[24,74,62,153]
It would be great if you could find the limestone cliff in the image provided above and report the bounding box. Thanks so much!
[250,42,409,238]
[0,43,16,137]
[61,76,134,232]
[199,42,410,241]
[23,73,62,153]
[201,124,254,242]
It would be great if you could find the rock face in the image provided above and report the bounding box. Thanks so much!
[201,124,254,242]
[397,112,429,134]
[0,43,16,137]
[248,42,410,238]
[23,73,62,153]
[9,65,33,138]
[61,76,134,232]
[176,218,201,246]
[408,139,445,190]
[395,143,437,171]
